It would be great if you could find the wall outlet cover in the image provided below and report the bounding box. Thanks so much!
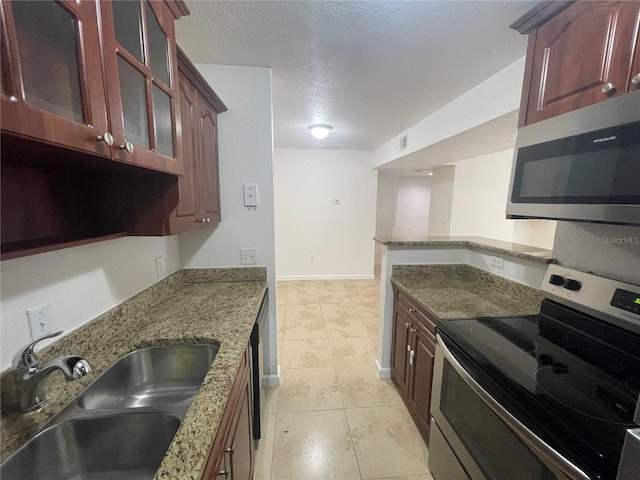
[490,256,505,269]
[155,256,166,277]
[241,248,259,265]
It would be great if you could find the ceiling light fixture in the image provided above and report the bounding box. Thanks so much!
[308,124,333,140]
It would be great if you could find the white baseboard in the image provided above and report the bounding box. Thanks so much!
[263,366,280,386]
[276,274,375,281]
[376,359,391,379]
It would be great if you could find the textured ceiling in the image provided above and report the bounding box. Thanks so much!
[176,1,536,151]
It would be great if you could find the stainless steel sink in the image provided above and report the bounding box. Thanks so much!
[1,343,219,479]
[0,413,180,480]
[77,343,219,410]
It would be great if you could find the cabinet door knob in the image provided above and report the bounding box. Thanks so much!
[408,308,416,313]
[632,73,640,85]
[601,82,616,95]
[409,349,415,366]
[97,132,114,146]
[405,322,411,328]
[218,467,230,478]
[119,141,134,153]
[410,327,417,333]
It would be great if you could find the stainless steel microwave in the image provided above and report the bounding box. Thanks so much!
[506,90,640,226]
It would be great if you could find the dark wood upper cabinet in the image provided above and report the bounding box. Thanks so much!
[1,0,187,174]
[0,0,112,157]
[514,1,640,126]
[165,48,227,234]
[0,0,193,260]
[99,0,184,175]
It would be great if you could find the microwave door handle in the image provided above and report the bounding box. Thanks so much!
[435,333,590,480]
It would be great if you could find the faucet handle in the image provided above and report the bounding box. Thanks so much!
[14,331,63,371]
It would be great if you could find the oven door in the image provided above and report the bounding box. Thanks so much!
[430,333,589,480]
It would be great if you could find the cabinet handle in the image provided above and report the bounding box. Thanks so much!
[218,467,230,478]
[407,344,411,352]
[409,349,415,366]
[119,141,134,153]
[225,445,235,454]
[632,73,640,85]
[405,322,411,328]
[97,132,114,146]
[410,327,417,333]
[601,82,616,95]
[408,308,416,313]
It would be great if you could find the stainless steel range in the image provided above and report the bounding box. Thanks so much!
[429,264,640,480]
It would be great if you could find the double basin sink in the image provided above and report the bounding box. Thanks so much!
[1,343,219,479]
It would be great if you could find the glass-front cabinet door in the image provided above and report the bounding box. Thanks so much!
[0,0,111,157]
[100,0,183,175]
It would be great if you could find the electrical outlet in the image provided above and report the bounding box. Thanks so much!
[27,304,52,340]
[155,256,165,277]
[241,248,259,265]
[490,256,505,269]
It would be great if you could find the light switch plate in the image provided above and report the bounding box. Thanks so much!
[27,304,52,340]
[243,184,258,207]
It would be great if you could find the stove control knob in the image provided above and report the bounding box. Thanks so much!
[564,279,582,291]
[549,274,565,286]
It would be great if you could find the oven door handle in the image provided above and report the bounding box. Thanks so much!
[436,333,590,480]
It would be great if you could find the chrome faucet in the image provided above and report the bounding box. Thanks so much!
[11,331,92,412]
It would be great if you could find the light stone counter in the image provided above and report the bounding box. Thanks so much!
[0,267,268,480]
[391,264,543,320]
[375,235,554,264]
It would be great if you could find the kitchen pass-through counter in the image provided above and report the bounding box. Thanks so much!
[391,264,543,320]
[0,267,268,479]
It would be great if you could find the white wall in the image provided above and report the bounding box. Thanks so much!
[393,176,431,237]
[372,57,525,168]
[448,148,556,248]
[178,64,279,381]
[552,222,640,285]
[274,148,377,280]
[375,172,396,238]
[1,236,180,370]
[449,149,516,241]
[427,165,455,236]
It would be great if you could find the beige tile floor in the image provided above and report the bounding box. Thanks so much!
[254,279,433,480]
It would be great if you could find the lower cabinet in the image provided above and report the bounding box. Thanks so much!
[391,286,438,444]
[202,347,254,480]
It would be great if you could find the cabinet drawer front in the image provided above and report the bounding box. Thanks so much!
[395,289,438,335]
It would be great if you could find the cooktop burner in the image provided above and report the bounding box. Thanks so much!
[535,368,637,424]
[470,324,538,353]
[626,378,640,396]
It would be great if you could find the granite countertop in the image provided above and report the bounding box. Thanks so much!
[391,264,543,320]
[0,267,268,479]
[374,235,555,264]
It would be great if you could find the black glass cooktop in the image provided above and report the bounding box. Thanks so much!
[439,299,640,480]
